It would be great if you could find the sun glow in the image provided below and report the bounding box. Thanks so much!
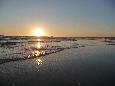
[33,27,45,36]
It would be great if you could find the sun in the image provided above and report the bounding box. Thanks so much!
[33,27,45,36]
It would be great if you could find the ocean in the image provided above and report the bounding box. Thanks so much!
[0,37,115,86]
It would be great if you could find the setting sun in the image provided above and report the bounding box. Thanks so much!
[32,27,45,36]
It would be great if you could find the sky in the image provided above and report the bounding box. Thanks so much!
[0,0,115,37]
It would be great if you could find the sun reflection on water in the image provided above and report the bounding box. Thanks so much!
[27,50,46,59]
[36,43,42,48]
[36,59,43,66]
[37,39,41,41]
